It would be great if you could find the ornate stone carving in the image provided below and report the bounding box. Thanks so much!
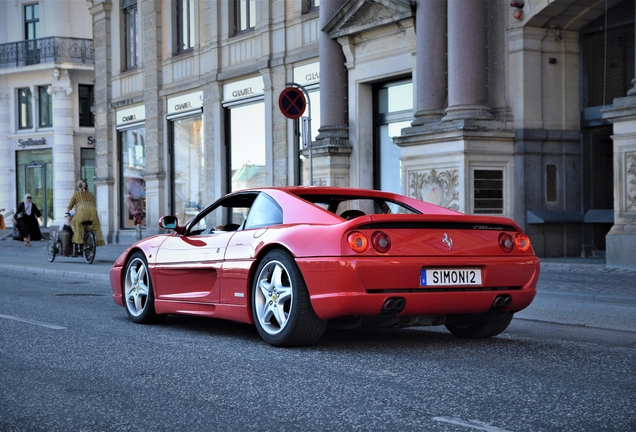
[627,152,636,210]
[409,169,460,210]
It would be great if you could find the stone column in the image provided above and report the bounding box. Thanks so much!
[0,85,12,216]
[316,0,348,142]
[628,6,636,97]
[412,0,447,125]
[48,72,76,225]
[444,0,491,121]
[204,82,223,203]
[263,65,288,187]
[601,8,636,270]
[310,0,352,187]
[87,0,114,243]
[141,0,164,237]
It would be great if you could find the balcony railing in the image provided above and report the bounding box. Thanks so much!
[0,37,94,69]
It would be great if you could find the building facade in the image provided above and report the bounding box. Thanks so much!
[0,1,95,232]
[85,0,636,269]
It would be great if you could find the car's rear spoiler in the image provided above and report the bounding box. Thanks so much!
[356,221,517,231]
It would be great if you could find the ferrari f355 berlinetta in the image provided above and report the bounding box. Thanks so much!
[110,187,539,346]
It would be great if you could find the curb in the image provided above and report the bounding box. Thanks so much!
[515,316,636,334]
[0,264,110,284]
[537,289,636,306]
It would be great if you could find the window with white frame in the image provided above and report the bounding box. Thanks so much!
[24,3,39,40]
[123,0,139,70]
[18,88,33,130]
[38,86,52,128]
[24,4,40,65]
[234,0,255,34]
[176,0,195,53]
[306,0,320,13]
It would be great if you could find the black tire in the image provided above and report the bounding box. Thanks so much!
[46,237,57,262]
[251,249,327,347]
[445,312,514,338]
[123,251,163,324]
[83,231,96,264]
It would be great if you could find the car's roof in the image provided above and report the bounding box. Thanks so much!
[240,186,461,216]
[268,186,400,198]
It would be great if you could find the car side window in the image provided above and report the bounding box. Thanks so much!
[243,193,283,230]
[187,193,256,235]
[190,205,250,235]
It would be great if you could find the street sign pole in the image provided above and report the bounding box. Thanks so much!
[285,82,312,185]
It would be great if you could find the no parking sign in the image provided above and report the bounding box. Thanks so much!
[278,87,306,119]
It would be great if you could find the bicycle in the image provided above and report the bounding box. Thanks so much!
[46,215,97,264]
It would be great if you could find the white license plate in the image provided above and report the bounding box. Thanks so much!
[420,268,482,286]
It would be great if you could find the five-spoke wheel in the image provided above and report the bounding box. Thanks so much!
[251,250,326,347]
[124,251,162,323]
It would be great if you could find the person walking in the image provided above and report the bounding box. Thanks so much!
[15,194,43,246]
[67,180,105,247]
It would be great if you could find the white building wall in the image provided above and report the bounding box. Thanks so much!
[0,0,94,235]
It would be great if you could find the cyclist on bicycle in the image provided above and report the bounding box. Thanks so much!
[67,180,105,247]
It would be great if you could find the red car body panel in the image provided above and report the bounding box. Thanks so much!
[110,187,539,327]
[297,256,538,319]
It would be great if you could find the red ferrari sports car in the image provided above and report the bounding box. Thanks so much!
[110,187,539,346]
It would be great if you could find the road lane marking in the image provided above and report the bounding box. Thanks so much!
[432,417,513,432]
[0,314,67,330]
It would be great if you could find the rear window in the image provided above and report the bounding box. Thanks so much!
[334,199,416,218]
[294,194,419,219]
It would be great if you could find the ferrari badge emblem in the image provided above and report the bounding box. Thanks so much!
[442,233,453,249]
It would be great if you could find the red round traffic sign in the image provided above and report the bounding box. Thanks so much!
[278,87,306,119]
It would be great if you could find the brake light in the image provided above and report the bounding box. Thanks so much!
[499,233,514,253]
[515,233,531,252]
[499,232,531,253]
[348,231,369,253]
[371,231,391,253]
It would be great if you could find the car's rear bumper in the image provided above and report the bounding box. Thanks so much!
[296,256,539,320]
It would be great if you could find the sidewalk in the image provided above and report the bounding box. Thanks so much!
[537,257,636,305]
[0,235,128,284]
[0,234,634,304]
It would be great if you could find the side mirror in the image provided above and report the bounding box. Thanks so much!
[158,215,179,230]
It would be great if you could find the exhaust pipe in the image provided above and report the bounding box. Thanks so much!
[492,295,512,309]
[381,297,405,313]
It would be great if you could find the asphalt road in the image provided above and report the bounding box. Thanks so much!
[1,272,635,431]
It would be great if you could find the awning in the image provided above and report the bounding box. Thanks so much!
[527,209,614,224]
[526,210,583,224]
[584,209,614,224]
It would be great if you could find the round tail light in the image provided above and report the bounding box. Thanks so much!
[515,233,531,252]
[348,231,369,253]
[371,231,391,253]
[499,232,515,253]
